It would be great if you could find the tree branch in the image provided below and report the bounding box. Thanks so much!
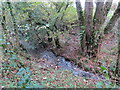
[104,2,120,35]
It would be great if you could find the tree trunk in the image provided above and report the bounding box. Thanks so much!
[84,0,93,58]
[102,0,113,24]
[115,20,120,78]
[76,0,86,55]
[1,3,11,57]
[92,1,104,58]
[7,1,19,38]
[75,0,119,59]
[75,0,84,27]
[104,2,120,35]
[7,1,20,47]
[7,1,31,60]
[92,1,117,58]
[93,1,104,31]
[1,3,7,36]
[54,2,69,49]
[54,36,61,48]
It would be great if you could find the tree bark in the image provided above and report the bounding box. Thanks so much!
[92,1,118,58]
[93,1,104,31]
[75,0,84,27]
[75,0,86,55]
[115,20,120,78]
[104,2,120,35]
[102,0,113,24]
[91,1,105,58]
[84,0,93,57]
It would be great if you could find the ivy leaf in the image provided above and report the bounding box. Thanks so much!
[100,66,108,72]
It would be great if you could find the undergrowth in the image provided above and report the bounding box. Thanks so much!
[1,56,120,88]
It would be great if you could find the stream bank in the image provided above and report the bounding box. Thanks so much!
[19,40,105,80]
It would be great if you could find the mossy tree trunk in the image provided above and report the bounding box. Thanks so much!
[76,0,119,59]
[75,0,86,56]
[84,1,94,58]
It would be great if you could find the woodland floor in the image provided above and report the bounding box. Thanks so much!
[55,27,118,73]
[1,27,119,88]
[27,27,118,88]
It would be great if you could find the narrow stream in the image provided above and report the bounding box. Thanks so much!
[19,40,105,80]
[39,50,105,80]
